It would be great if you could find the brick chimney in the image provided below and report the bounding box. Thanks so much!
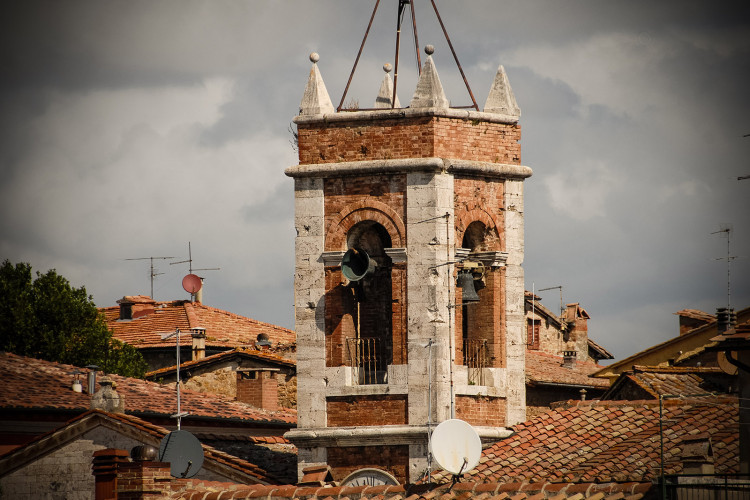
[236,369,278,410]
[92,448,171,500]
[117,296,155,320]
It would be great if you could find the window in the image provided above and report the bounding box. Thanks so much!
[527,319,540,350]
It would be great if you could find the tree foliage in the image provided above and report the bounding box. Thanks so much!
[0,260,147,377]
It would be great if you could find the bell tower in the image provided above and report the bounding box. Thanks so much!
[285,36,531,484]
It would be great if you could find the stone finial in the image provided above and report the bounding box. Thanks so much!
[90,376,125,414]
[299,52,335,116]
[483,64,521,118]
[409,46,449,109]
[374,63,401,108]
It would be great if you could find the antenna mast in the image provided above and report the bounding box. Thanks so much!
[125,256,175,299]
[711,224,736,311]
[170,242,220,301]
[538,285,564,317]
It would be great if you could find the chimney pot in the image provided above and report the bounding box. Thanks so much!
[562,350,577,369]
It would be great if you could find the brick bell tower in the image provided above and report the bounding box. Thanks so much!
[285,43,531,484]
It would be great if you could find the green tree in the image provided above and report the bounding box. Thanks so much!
[0,260,147,377]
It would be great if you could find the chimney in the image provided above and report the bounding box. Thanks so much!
[562,350,577,369]
[256,333,272,350]
[716,308,736,333]
[91,377,125,413]
[681,434,715,475]
[236,369,279,410]
[117,296,156,320]
[194,278,204,304]
[92,449,129,500]
[92,448,171,500]
[191,327,206,361]
[86,365,99,394]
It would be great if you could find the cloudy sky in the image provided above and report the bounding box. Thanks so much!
[2,1,748,361]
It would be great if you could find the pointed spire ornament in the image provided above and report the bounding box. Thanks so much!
[410,45,449,109]
[299,52,335,116]
[483,65,520,118]
[374,63,401,109]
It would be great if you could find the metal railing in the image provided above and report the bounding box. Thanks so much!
[346,337,386,385]
[463,339,488,386]
[660,474,750,500]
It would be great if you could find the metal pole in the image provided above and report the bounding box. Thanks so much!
[176,328,181,430]
[660,394,665,500]
[338,0,380,111]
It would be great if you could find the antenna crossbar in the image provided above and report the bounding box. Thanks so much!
[125,256,175,299]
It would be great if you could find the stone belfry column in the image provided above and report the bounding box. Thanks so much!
[285,50,531,485]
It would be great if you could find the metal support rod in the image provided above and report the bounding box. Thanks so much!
[393,0,407,109]
[429,0,479,110]
[410,0,421,76]
[176,328,182,430]
[338,0,381,111]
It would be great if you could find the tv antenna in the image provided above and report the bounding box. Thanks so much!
[711,224,737,311]
[124,256,175,299]
[538,285,564,317]
[338,0,478,111]
[170,242,219,300]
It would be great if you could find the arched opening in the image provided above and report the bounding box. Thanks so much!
[345,221,393,384]
[459,221,497,383]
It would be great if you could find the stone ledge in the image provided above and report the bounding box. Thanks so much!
[293,106,519,125]
[286,157,532,179]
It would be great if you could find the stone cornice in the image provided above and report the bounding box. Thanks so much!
[293,106,519,126]
[285,157,532,180]
[285,424,513,448]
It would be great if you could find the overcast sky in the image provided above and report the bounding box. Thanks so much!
[1,1,748,361]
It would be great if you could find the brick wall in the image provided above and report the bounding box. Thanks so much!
[455,395,506,427]
[298,117,520,165]
[327,395,408,426]
[326,445,409,484]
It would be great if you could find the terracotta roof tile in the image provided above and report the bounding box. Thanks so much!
[146,347,295,379]
[432,398,738,485]
[101,300,295,349]
[0,352,296,426]
[525,351,609,389]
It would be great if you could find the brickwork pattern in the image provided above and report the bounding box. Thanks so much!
[326,445,410,484]
[298,117,520,166]
[326,395,408,426]
[455,394,507,427]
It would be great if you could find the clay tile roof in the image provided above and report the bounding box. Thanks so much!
[0,352,296,426]
[101,300,295,349]
[431,398,738,485]
[0,409,279,484]
[145,347,295,379]
[525,351,609,389]
[602,365,728,399]
[674,309,716,322]
[167,480,655,499]
[587,339,614,360]
[711,320,750,343]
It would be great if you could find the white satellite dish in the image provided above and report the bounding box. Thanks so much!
[430,419,482,475]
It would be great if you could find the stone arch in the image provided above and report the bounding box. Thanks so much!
[455,208,501,251]
[326,199,405,251]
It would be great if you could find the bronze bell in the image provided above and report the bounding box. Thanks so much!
[456,270,480,303]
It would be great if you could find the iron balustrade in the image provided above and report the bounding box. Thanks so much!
[346,337,386,385]
[463,339,488,386]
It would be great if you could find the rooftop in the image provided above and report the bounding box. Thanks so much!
[432,398,738,484]
[601,365,733,400]
[525,350,609,389]
[100,298,295,349]
[145,346,296,380]
[0,352,296,427]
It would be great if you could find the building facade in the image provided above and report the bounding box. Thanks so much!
[285,49,531,483]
